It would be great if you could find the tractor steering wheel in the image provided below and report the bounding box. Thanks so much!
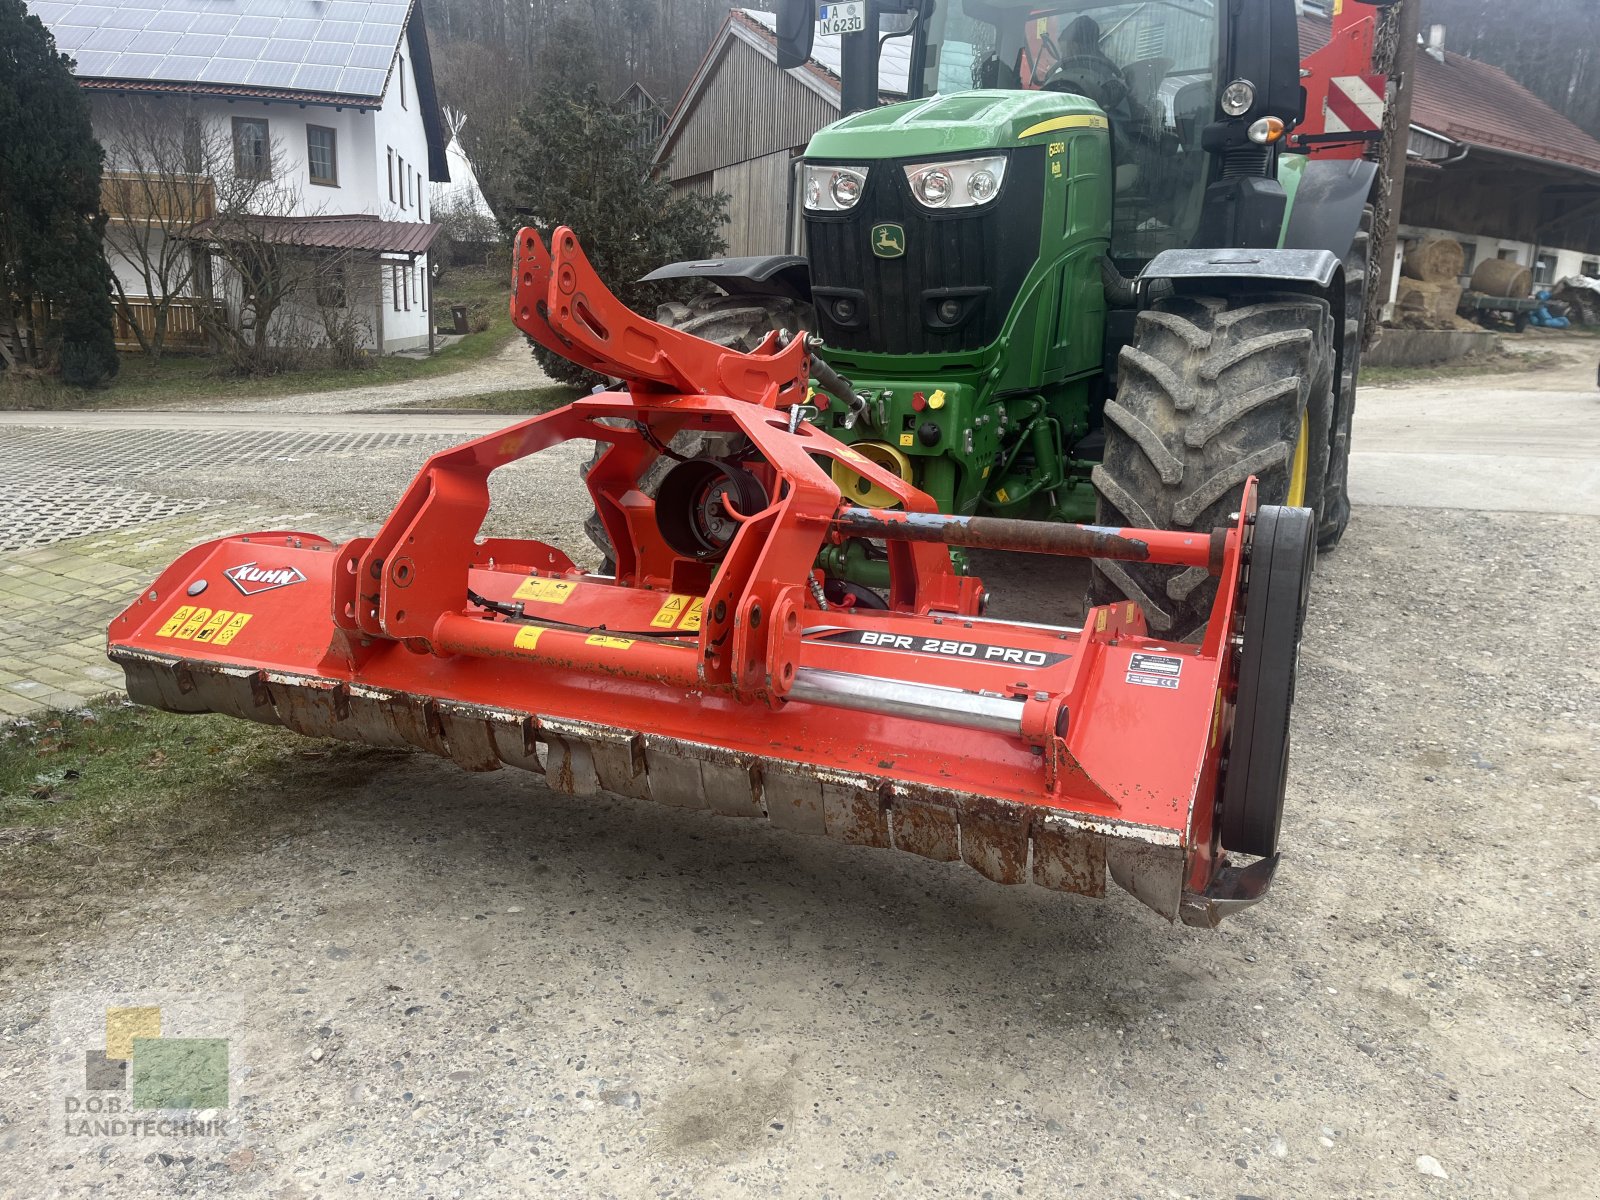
[1042,54,1130,113]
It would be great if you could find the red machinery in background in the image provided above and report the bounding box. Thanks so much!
[107,229,1314,927]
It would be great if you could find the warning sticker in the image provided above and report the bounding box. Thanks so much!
[585,634,634,650]
[680,597,704,632]
[513,626,545,652]
[807,627,1068,669]
[1126,652,1183,690]
[212,613,253,646]
[650,593,693,628]
[156,606,254,644]
[514,577,577,604]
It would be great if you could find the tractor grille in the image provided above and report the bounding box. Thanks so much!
[805,146,1045,355]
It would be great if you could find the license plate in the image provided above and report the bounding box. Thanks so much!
[817,2,865,35]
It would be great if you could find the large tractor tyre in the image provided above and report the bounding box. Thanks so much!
[1090,293,1335,641]
[580,292,816,565]
[1317,205,1373,552]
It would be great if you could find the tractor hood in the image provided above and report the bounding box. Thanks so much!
[806,90,1107,160]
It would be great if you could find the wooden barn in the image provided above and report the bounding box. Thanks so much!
[652,8,910,257]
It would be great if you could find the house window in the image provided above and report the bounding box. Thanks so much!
[315,261,346,308]
[392,264,401,312]
[399,55,407,108]
[1458,242,1478,278]
[1582,259,1599,278]
[387,147,395,202]
[398,157,406,208]
[232,116,271,180]
[404,264,412,311]
[421,262,427,312]
[307,125,337,186]
[1533,254,1557,286]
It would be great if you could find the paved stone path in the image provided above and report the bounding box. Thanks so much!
[0,416,497,716]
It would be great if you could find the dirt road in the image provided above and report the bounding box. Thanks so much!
[1,354,1596,1198]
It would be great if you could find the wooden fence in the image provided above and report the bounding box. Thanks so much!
[111,297,212,352]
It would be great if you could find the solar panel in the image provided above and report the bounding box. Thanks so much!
[39,0,412,100]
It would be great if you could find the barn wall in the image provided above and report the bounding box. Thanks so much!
[662,37,836,181]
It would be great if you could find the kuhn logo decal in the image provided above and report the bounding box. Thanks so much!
[224,562,306,595]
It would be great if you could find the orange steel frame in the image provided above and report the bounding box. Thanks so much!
[108,228,1264,922]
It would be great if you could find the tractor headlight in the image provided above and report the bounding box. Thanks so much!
[903,155,1007,211]
[1221,78,1256,117]
[803,164,869,212]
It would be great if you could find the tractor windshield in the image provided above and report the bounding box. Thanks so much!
[926,0,1220,261]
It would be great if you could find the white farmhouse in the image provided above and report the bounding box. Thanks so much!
[31,0,450,355]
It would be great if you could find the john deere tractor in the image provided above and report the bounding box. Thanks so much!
[638,0,1389,638]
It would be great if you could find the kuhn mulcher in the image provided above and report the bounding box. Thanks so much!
[108,229,1312,925]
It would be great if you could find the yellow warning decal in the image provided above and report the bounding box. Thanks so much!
[585,634,633,650]
[157,606,195,638]
[513,577,577,604]
[191,610,235,643]
[995,487,1010,503]
[680,597,705,632]
[212,613,253,646]
[1095,609,1108,633]
[650,593,693,628]
[158,605,257,643]
[513,625,545,651]
[898,433,914,447]
[176,607,213,639]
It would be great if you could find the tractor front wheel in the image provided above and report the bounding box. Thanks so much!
[1090,293,1334,641]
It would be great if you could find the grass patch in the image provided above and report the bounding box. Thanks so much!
[368,383,579,415]
[0,698,402,973]
[0,264,515,411]
[1361,348,1561,387]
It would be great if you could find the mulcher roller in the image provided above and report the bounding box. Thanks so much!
[108,229,1314,926]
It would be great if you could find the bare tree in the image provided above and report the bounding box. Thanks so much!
[190,133,375,375]
[98,98,219,360]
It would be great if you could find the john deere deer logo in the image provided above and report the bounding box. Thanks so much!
[871,223,905,258]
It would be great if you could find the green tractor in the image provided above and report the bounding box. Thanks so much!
[637,0,1388,638]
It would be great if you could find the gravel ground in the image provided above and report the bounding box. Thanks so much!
[1,355,1597,1197]
[1,507,1596,1198]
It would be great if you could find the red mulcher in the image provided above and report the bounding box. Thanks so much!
[107,229,1313,926]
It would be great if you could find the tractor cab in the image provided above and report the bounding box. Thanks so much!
[779,0,1307,267]
[924,2,1223,263]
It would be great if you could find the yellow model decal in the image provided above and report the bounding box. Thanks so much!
[513,577,577,604]
[1017,113,1109,139]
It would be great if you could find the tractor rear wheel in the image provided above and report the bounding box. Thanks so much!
[1317,205,1373,551]
[1090,293,1334,641]
[580,292,815,565]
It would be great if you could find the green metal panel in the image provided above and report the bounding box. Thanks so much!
[803,92,1114,527]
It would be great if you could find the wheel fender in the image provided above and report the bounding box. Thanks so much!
[639,254,812,304]
[1281,158,1379,262]
[1138,248,1346,417]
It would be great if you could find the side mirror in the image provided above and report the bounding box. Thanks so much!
[775,0,815,70]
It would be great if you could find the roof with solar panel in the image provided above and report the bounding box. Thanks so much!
[30,0,414,104]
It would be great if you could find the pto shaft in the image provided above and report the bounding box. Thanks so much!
[830,508,1218,569]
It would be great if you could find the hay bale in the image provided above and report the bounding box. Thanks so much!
[1403,238,1465,282]
[1396,279,1465,328]
[1470,258,1532,298]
